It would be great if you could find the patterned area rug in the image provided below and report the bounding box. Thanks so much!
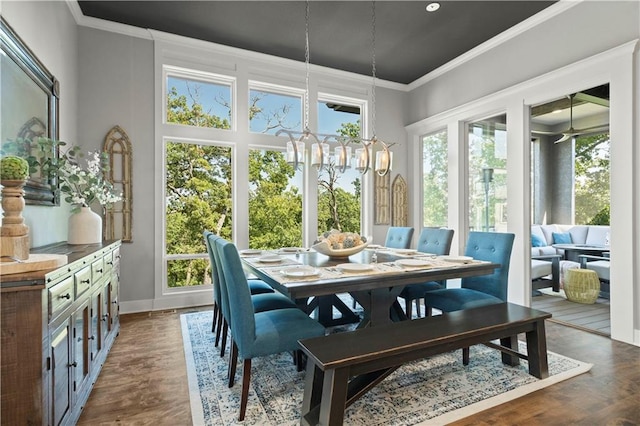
[181,310,591,426]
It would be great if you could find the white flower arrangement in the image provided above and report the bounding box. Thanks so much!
[58,150,122,210]
[314,229,367,250]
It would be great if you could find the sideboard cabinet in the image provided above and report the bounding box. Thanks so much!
[1,240,121,425]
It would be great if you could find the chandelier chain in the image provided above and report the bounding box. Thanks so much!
[371,0,377,138]
[304,0,311,131]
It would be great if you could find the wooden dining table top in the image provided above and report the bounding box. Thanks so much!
[241,248,499,299]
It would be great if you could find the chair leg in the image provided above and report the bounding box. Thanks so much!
[404,299,412,319]
[239,359,252,421]
[220,319,229,357]
[228,341,238,387]
[424,299,433,317]
[462,347,470,365]
[295,350,306,372]
[415,300,422,318]
[212,302,218,333]
[215,312,224,347]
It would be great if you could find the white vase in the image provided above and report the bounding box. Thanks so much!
[68,207,102,244]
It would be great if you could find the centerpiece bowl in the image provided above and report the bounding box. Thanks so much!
[311,231,369,258]
[311,240,369,258]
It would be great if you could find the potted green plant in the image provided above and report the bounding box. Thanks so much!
[0,155,30,181]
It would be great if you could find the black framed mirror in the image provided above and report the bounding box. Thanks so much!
[1,16,60,205]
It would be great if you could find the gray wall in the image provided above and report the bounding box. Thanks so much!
[77,28,155,303]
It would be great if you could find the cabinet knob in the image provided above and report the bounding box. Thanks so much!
[96,268,103,273]
[112,300,118,304]
[107,261,114,265]
[81,279,90,284]
[102,314,109,321]
[60,293,71,300]
[89,335,95,340]
[68,362,77,368]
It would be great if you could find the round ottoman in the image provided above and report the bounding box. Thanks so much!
[564,269,600,304]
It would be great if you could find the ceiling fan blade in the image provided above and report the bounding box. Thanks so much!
[554,133,572,144]
[531,129,557,135]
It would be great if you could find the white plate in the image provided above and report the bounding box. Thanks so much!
[240,249,262,255]
[281,247,304,253]
[258,255,283,263]
[391,248,417,255]
[366,244,383,249]
[281,266,320,277]
[395,259,433,268]
[337,263,374,273]
[440,255,473,264]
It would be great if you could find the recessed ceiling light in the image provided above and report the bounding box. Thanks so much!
[426,2,440,12]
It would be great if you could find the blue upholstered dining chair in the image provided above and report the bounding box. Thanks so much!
[398,228,454,318]
[423,231,515,365]
[384,226,415,249]
[215,238,325,421]
[203,231,274,343]
[423,232,515,313]
[206,233,295,357]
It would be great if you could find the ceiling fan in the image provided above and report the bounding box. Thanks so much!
[532,93,609,143]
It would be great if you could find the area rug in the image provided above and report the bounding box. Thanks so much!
[181,310,591,426]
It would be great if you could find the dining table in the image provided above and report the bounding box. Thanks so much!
[241,247,499,328]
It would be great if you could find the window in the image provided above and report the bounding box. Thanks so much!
[575,133,610,225]
[422,130,448,227]
[165,68,233,129]
[249,86,302,135]
[248,148,303,248]
[317,98,363,235]
[164,140,232,288]
[468,115,508,232]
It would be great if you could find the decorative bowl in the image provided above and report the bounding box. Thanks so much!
[311,240,369,258]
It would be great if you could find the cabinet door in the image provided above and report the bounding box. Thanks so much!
[71,300,90,402]
[100,283,110,343]
[90,290,102,366]
[50,321,71,426]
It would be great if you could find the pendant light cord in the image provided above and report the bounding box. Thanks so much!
[371,0,377,139]
[304,0,311,132]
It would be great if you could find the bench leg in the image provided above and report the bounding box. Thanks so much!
[500,335,520,366]
[319,367,350,426]
[462,347,470,365]
[301,362,324,423]
[526,320,549,379]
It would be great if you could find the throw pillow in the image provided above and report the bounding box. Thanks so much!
[552,232,572,244]
[531,234,546,247]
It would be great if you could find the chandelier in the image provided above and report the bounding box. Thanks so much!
[276,0,393,176]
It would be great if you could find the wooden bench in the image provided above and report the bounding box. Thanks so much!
[298,302,551,426]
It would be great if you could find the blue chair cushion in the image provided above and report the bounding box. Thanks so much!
[248,279,274,295]
[399,281,443,300]
[423,288,504,312]
[251,293,297,313]
[246,308,326,358]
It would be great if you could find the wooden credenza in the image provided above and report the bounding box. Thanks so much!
[1,240,121,426]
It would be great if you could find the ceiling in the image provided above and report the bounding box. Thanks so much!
[77,1,556,85]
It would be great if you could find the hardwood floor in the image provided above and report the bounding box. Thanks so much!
[78,305,640,426]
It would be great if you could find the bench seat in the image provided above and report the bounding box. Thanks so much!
[298,303,551,426]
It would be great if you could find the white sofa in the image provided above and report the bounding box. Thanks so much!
[531,224,610,256]
[531,224,610,294]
